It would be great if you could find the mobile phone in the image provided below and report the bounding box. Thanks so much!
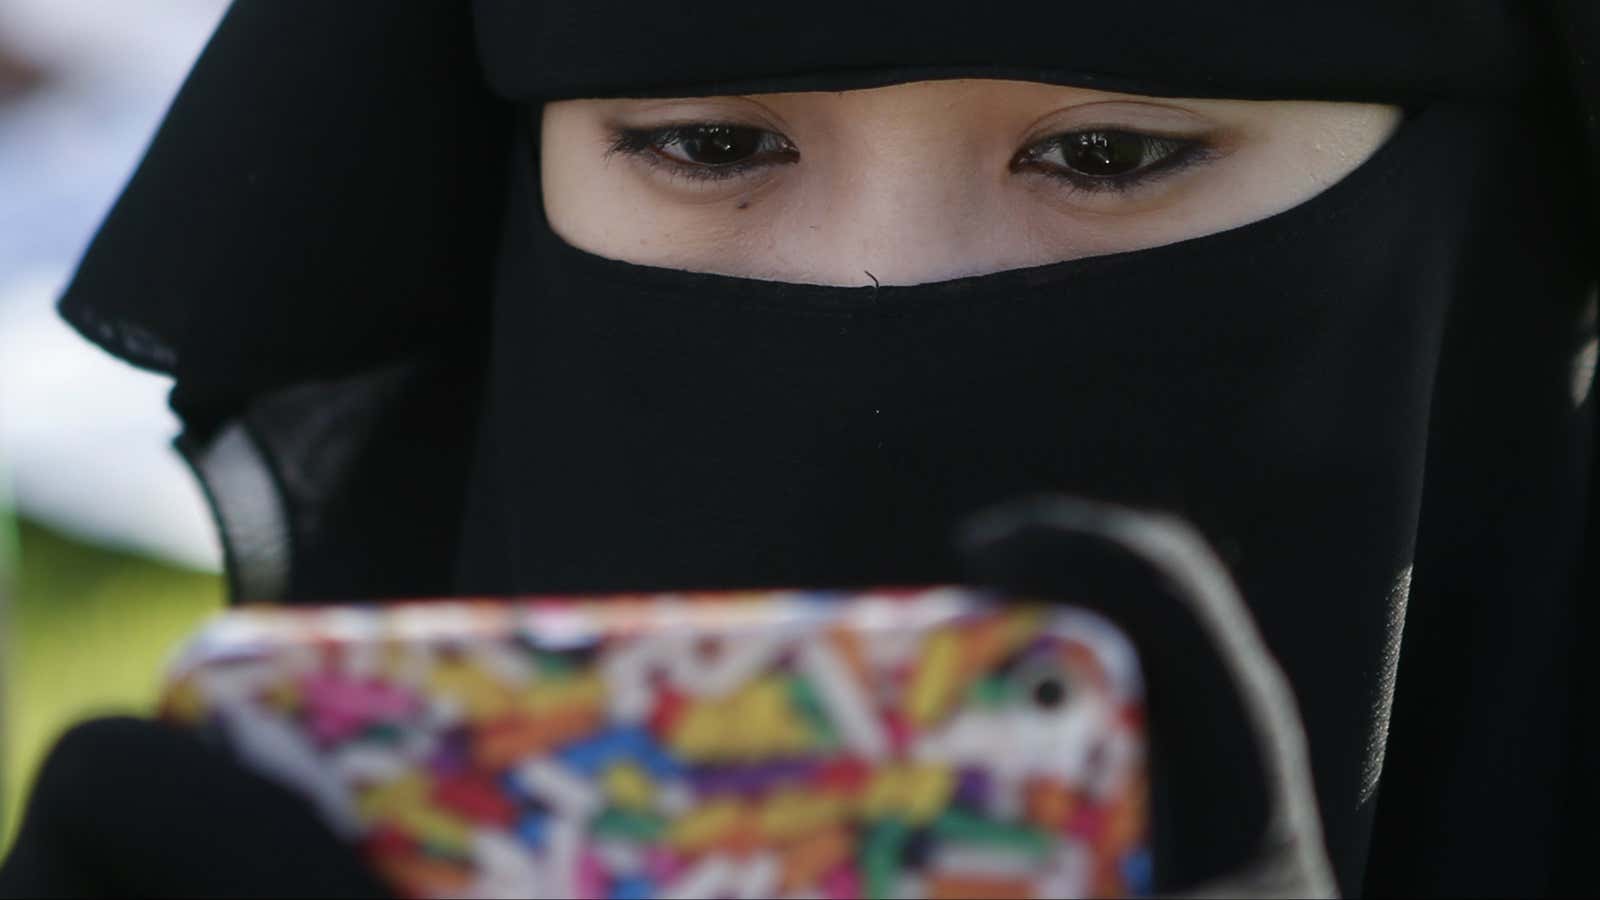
[158,587,1150,899]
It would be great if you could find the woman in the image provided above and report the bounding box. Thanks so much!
[8,0,1598,895]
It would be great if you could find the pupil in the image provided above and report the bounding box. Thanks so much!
[683,125,760,166]
[1065,131,1144,176]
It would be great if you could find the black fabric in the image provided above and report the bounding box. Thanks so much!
[42,0,1600,896]
[474,0,1541,104]
[0,719,388,898]
[215,353,487,601]
[1553,0,1600,207]
[1360,110,1594,900]
[58,0,508,438]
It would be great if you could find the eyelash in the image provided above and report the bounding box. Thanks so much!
[607,123,1215,194]
[607,124,798,183]
[1010,132,1216,195]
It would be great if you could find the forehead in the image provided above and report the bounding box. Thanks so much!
[548,80,1290,150]
[568,80,1138,121]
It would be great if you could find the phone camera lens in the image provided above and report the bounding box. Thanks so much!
[1032,675,1068,710]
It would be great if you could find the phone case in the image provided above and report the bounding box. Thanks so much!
[158,588,1150,899]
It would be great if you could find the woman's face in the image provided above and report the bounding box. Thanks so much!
[541,79,1400,286]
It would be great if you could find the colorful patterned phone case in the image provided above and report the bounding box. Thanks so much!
[158,588,1150,899]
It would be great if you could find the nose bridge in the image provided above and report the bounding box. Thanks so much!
[852,133,983,234]
[823,138,996,282]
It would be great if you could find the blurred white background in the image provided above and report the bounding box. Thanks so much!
[0,0,229,570]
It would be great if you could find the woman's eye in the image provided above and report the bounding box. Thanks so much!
[1011,129,1210,192]
[610,123,798,181]
[657,124,777,166]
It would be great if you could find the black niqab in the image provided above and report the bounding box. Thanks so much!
[54,1,1599,895]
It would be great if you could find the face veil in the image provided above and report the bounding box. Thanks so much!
[53,1,1599,896]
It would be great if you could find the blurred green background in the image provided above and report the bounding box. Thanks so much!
[1,516,221,850]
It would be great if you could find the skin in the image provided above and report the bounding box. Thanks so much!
[541,79,1400,286]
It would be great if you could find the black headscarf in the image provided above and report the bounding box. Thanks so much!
[56,1,1598,895]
